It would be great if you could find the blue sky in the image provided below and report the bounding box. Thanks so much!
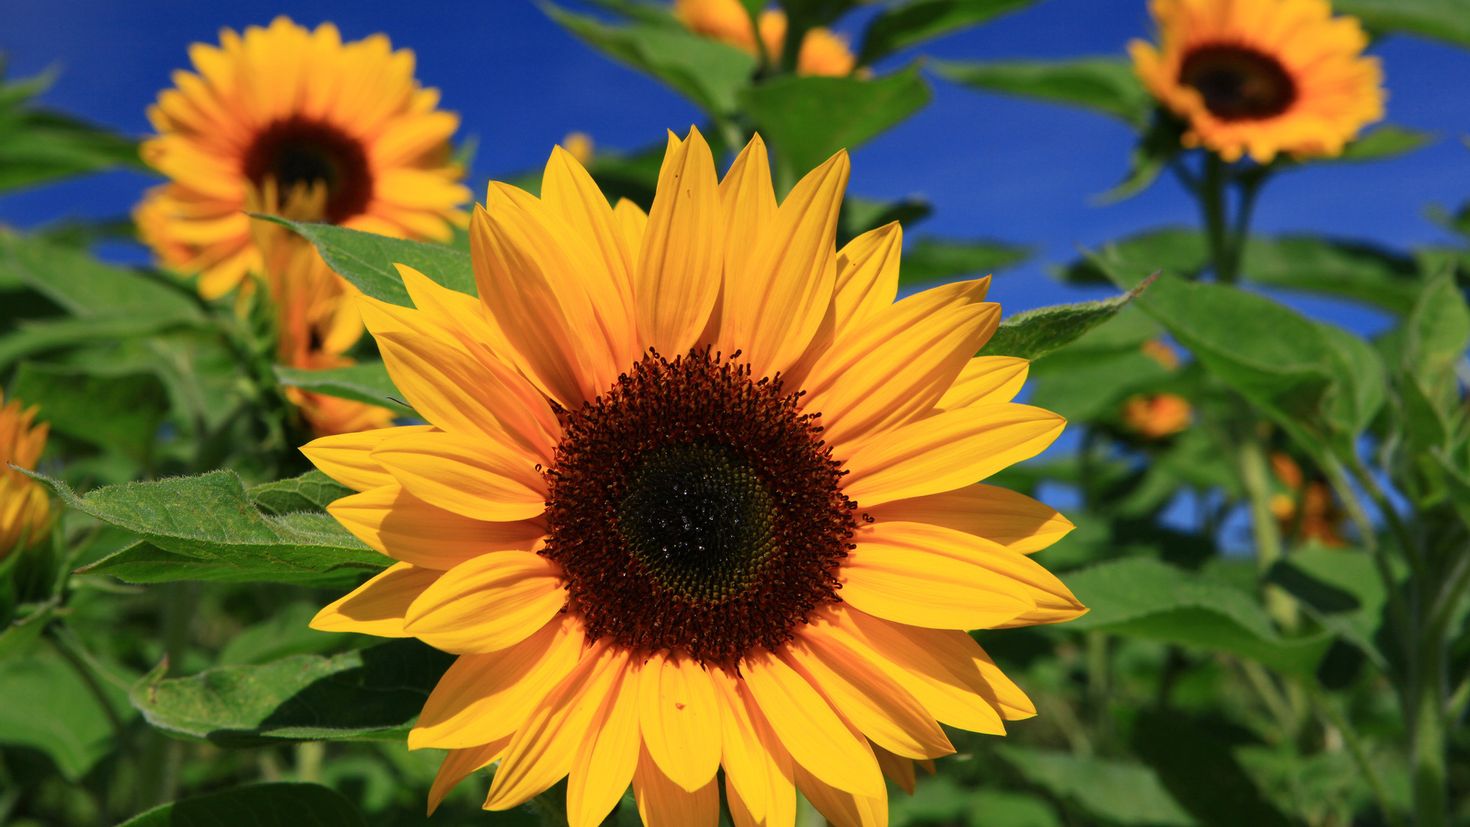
[2,0,1467,327]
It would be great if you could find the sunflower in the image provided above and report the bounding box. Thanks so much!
[136,16,470,299]
[252,185,395,437]
[1122,393,1192,439]
[1130,0,1384,163]
[0,394,51,556]
[675,0,858,77]
[1269,453,1346,547]
[304,128,1084,825]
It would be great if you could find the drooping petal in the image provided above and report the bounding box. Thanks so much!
[310,562,440,637]
[795,764,889,827]
[638,653,722,792]
[566,662,641,827]
[327,484,544,569]
[633,744,720,827]
[427,737,509,815]
[403,550,566,653]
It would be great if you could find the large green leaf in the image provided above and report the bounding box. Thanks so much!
[262,217,475,306]
[249,471,354,516]
[131,640,452,746]
[1241,236,1421,314]
[118,782,366,827]
[0,72,142,193]
[0,646,131,781]
[1063,558,1333,675]
[980,280,1150,361]
[1059,227,1206,286]
[36,470,385,586]
[858,0,1037,63]
[899,237,1030,286]
[0,231,203,325]
[274,362,411,415]
[934,57,1151,126]
[1125,276,1385,458]
[995,745,1195,826]
[1335,0,1470,48]
[545,3,757,116]
[10,362,170,462]
[1332,125,1434,163]
[1268,548,1390,666]
[743,67,931,182]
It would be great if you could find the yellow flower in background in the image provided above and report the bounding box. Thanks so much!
[561,131,596,166]
[1122,393,1192,440]
[1269,453,1347,547]
[0,394,51,555]
[1141,338,1180,370]
[252,189,394,437]
[136,16,470,299]
[676,0,858,76]
[1130,0,1384,163]
[303,128,1083,826]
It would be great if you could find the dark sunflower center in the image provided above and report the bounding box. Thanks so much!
[1179,44,1296,121]
[243,117,372,223]
[542,348,856,666]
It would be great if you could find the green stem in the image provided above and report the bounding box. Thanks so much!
[1199,153,1238,284]
[1408,619,1449,827]
[1237,429,1295,627]
[1304,682,1403,827]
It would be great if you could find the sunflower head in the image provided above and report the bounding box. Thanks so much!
[1130,0,1384,163]
[0,394,51,556]
[303,128,1082,825]
[1122,393,1193,440]
[676,0,857,76]
[136,16,470,299]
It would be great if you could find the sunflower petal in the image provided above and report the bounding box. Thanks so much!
[633,744,720,827]
[639,653,722,792]
[403,551,566,653]
[864,484,1074,555]
[327,484,544,569]
[310,562,439,637]
[938,356,1030,409]
[427,738,508,815]
[373,429,546,522]
[300,425,430,492]
[832,222,902,336]
[794,764,888,827]
[567,663,640,827]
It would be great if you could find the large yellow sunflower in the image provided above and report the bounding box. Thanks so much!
[675,0,858,77]
[0,393,51,556]
[136,16,470,299]
[1130,0,1384,163]
[304,128,1084,825]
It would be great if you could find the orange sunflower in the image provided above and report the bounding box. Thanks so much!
[0,394,51,556]
[304,128,1083,825]
[1130,0,1384,163]
[136,16,470,299]
[675,0,858,76]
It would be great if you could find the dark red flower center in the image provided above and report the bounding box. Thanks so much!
[1180,44,1296,121]
[244,117,372,223]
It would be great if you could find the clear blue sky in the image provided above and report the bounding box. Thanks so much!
[3,0,1467,329]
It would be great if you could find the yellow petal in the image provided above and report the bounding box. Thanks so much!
[403,551,566,653]
[724,151,849,379]
[301,425,430,492]
[840,536,1034,630]
[864,484,1074,555]
[327,484,544,569]
[567,663,640,827]
[816,608,1007,734]
[860,520,1085,627]
[633,744,720,827]
[716,135,776,350]
[427,738,509,815]
[709,669,770,823]
[636,128,723,357]
[486,645,627,810]
[938,356,1030,409]
[741,650,884,798]
[841,403,1065,507]
[310,562,440,637]
[373,429,546,522]
[373,329,529,445]
[873,746,917,796]
[410,615,585,749]
[794,764,888,827]
[832,222,901,336]
[788,633,953,759]
[612,198,648,265]
[638,653,722,792]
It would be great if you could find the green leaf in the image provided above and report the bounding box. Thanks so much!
[1098,114,1185,203]
[1241,235,1421,314]
[743,67,931,182]
[545,2,757,116]
[261,217,474,307]
[1063,558,1333,675]
[118,782,366,827]
[1335,0,1470,48]
[1129,710,1292,827]
[995,745,1195,826]
[980,279,1151,361]
[858,0,1036,64]
[274,362,411,415]
[0,646,131,781]
[219,603,343,665]
[1268,549,1389,665]
[10,362,169,462]
[840,195,932,243]
[0,231,203,324]
[1124,275,1385,458]
[0,315,189,370]
[130,640,452,746]
[0,89,142,193]
[898,238,1030,286]
[1059,227,1206,286]
[934,57,1152,126]
[249,471,354,516]
[35,470,386,587]
[1333,125,1434,163]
